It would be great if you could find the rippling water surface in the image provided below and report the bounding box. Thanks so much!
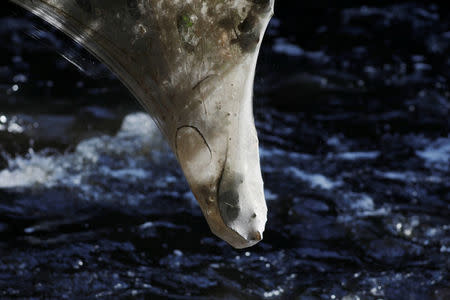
[0,2,449,299]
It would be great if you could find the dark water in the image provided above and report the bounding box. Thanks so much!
[0,2,449,299]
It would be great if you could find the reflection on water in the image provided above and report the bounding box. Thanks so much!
[0,1,449,299]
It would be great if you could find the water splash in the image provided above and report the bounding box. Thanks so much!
[0,112,166,190]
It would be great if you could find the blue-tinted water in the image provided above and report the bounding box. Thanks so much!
[0,2,449,299]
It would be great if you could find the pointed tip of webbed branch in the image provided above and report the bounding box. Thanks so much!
[12,0,273,248]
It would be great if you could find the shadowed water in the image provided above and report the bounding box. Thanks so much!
[0,2,449,299]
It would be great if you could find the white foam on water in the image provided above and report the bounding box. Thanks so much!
[264,189,278,201]
[0,153,63,188]
[263,286,285,298]
[416,137,450,171]
[99,166,150,180]
[375,171,416,182]
[375,170,443,184]
[0,112,165,189]
[260,147,313,161]
[336,151,380,160]
[348,193,375,211]
[0,114,25,134]
[286,166,342,190]
[273,38,304,56]
[337,192,390,222]
[376,171,411,181]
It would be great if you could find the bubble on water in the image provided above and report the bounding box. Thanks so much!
[404,227,413,236]
[73,259,83,269]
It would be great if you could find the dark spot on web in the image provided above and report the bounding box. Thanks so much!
[219,189,240,223]
[232,32,260,53]
[219,16,238,31]
[218,171,244,224]
[238,13,258,33]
